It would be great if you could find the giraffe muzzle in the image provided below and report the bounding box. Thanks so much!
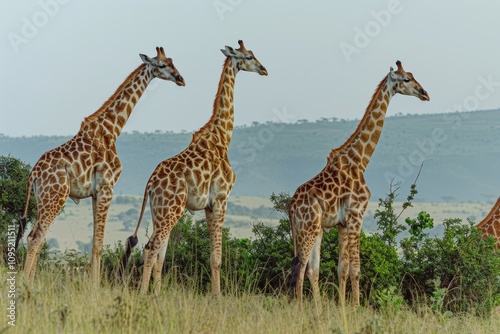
[419,89,430,101]
[175,75,186,86]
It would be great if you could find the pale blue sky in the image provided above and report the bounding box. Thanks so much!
[1,1,499,137]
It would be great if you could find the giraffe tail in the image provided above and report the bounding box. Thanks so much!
[288,256,301,291]
[15,173,34,250]
[119,184,149,276]
[120,235,139,275]
[15,218,28,251]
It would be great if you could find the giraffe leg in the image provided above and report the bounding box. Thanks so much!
[337,224,349,306]
[141,181,187,293]
[24,178,69,283]
[306,229,323,302]
[347,209,365,306]
[153,238,170,293]
[27,236,46,282]
[348,238,361,306]
[205,199,230,295]
[141,236,159,293]
[295,259,308,303]
[91,186,114,287]
[348,197,370,306]
[293,207,322,303]
[141,207,183,293]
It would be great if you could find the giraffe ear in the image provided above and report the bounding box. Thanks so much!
[389,66,398,80]
[140,53,153,64]
[221,46,237,57]
[140,53,162,67]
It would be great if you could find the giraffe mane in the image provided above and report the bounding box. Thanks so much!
[80,63,147,129]
[476,196,500,228]
[327,75,388,161]
[192,57,232,140]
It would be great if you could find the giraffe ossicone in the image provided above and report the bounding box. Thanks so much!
[121,40,267,294]
[16,47,185,285]
[289,61,429,306]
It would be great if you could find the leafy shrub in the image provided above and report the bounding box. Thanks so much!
[400,218,500,315]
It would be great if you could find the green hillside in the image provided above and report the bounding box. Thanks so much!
[1,109,499,202]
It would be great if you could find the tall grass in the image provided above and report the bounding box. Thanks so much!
[2,267,499,333]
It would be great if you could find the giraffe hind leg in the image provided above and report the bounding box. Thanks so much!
[24,221,53,282]
[24,191,68,283]
[306,229,323,302]
[153,239,170,293]
[141,215,180,293]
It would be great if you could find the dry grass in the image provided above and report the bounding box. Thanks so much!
[2,268,499,333]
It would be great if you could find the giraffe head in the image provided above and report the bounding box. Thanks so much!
[221,40,268,76]
[140,47,185,86]
[389,61,429,101]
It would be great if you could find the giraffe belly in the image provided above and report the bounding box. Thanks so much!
[186,196,209,212]
[321,204,346,231]
[69,184,93,200]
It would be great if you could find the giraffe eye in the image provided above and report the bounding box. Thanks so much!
[158,64,167,69]
[245,56,253,60]
[403,78,410,83]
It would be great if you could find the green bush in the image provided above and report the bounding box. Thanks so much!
[0,155,44,266]
[400,218,500,315]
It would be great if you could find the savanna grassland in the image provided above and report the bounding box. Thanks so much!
[2,110,500,333]
[3,192,500,333]
[2,268,500,333]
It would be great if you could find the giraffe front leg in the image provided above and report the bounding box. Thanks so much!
[91,186,114,287]
[337,224,349,306]
[339,206,365,307]
[348,216,363,307]
[205,199,229,295]
[348,198,367,307]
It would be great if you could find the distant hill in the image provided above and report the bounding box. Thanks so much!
[1,109,499,202]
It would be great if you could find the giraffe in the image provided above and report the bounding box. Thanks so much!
[476,197,500,249]
[121,40,267,293]
[16,47,185,285]
[288,61,429,306]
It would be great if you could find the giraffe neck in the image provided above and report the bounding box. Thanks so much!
[80,63,154,139]
[329,76,393,170]
[193,57,236,149]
